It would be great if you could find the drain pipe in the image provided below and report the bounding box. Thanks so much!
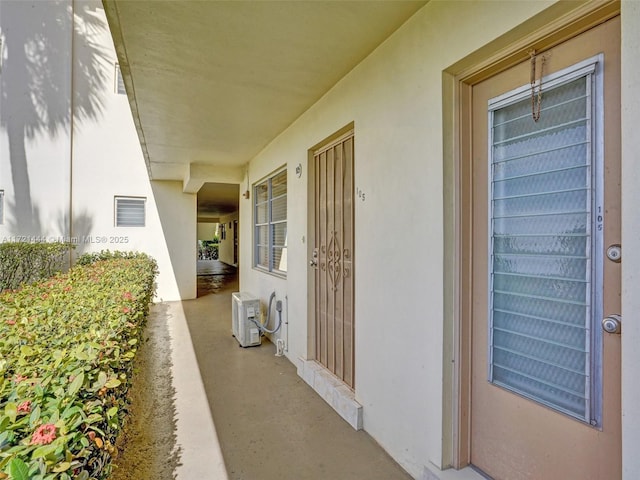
[275,294,289,356]
[249,291,286,356]
[251,291,282,334]
[68,0,77,269]
[285,294,289,353]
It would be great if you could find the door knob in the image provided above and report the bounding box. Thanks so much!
[602,314,621,334]
[309,259,318,267]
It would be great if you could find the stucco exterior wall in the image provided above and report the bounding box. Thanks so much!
[0,0,194,301]
[0,1,73,239]
[149,180,196,300]
[197,222,217,241]
[621,1,640,477]
[237,1,640,478]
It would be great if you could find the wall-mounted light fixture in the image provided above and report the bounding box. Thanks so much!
[296,163,302,178]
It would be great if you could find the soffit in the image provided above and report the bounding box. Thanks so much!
[105,0,428,182]
[197,183,239,222]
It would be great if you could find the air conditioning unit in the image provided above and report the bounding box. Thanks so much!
[231,292,262,347]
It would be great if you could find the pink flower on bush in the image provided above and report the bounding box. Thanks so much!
[14,374,27,383]
[31,424,56,445]
[5,319,16,325]
[123,292,133,301]
[122,307,130,314]
[17,401,31,414]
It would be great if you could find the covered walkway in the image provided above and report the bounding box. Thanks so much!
[169,261,412,479]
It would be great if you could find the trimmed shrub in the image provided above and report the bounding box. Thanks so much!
[75,251,146,267]
[0,252,158,479]
[0,243,71,292]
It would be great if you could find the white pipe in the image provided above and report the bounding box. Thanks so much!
[285,294,289,352]
[250,291,282,334]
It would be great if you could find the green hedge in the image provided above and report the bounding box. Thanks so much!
[0,252,158,480]
[74,251,149,267]
[0,243,71,292]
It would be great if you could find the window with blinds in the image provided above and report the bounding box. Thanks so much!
[115,197,146,227]
[488,58,603,423]
[254,169,287,275]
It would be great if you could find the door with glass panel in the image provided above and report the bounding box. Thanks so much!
[468,19,620,479]
[312,132,355,388]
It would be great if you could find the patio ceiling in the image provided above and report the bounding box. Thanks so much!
[197,182,239,223]
[103,0,428,211]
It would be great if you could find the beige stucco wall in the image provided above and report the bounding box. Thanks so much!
[197,222,217,241]
[621,1,640,477]
[149,180,196,300]
[239,1,640,478]
[0,0,194,301]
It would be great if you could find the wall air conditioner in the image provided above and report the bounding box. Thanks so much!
[231,292,262,347]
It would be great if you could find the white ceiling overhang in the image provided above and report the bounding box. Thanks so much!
[103,0,427,213]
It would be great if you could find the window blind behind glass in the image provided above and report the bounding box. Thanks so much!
[490,76,592,419]
[271,170,287,272]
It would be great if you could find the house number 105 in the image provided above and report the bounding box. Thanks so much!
[357,188,366,201]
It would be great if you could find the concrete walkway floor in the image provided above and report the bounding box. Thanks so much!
[172,263,413,480]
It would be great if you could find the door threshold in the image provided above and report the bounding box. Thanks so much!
[296,358,363,430]
[421,464,491,480]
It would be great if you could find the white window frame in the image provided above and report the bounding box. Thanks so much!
[253,169,287,276]
[114,196,146,227]
[0,190,4,225]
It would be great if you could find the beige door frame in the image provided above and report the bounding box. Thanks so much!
[442,1,620,469]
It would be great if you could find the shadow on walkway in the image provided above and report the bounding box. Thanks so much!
[197,260,238,297]
[182,270,412,480]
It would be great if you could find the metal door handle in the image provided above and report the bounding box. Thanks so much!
[602,314,621,334]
